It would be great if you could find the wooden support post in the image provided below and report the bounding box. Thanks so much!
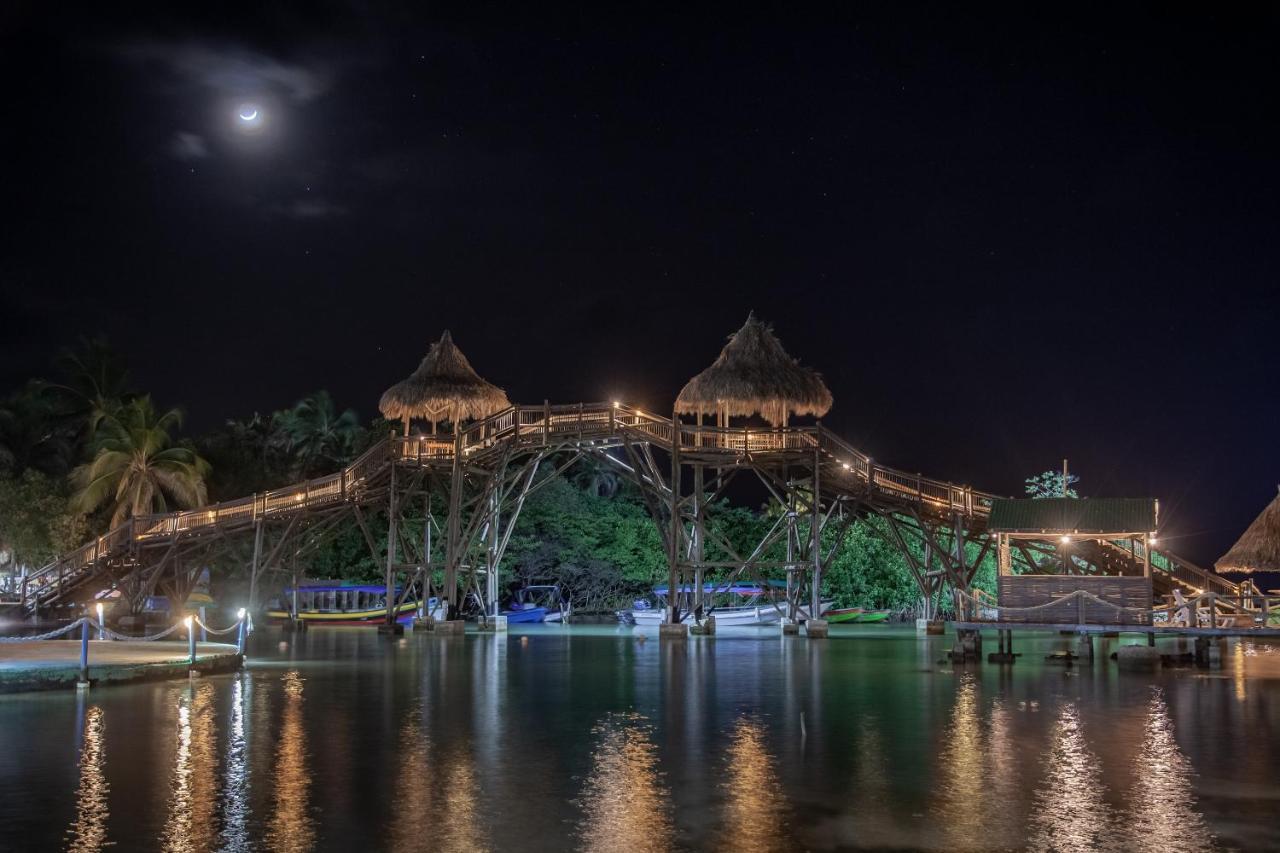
[692,464,704,617]
[246,520,264,633]
[385,461,398,626]
[810,444,823,621]
[486,489,500,620]
[667,408,682,628]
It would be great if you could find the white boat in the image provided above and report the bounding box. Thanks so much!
[620,583,831,627]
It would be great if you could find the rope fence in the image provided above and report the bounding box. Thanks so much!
[955,586,1278,627]
[0,611,250,688]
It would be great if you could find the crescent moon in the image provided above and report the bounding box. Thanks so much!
[239,109,259,121]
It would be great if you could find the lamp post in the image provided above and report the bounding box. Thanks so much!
[236,608,247,655]
[184,616,196,668]
[95,602,105,641]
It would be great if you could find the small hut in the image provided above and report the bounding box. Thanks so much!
[675,313,832,427]
[379,330,511,435]
[1216,488,1280,574]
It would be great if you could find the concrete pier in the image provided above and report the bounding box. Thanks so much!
[659,623,688,640]
[0,640,242,694]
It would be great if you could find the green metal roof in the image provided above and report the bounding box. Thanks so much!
[987,498,1156,535]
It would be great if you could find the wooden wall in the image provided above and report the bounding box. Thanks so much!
[997,575,1152,625]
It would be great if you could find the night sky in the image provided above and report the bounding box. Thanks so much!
[2,4,1278,567]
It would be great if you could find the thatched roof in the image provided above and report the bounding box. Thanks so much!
[1216,488,1280,574]
[379,331,511,423]
[675,313,832,427]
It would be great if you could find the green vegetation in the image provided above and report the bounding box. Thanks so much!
[0,340,998,614]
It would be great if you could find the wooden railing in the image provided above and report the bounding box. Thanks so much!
[22,400,1238,611]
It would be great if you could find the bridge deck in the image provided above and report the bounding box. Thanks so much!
[21,401,1239,612]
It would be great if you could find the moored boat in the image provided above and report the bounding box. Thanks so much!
[619,584,832,627]
[265,582,428,626]
[825,607,892,624]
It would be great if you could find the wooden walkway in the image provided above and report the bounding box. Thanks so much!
[953,620,1280,639]
[21,402,1239,615]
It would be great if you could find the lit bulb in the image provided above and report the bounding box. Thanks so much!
[1060,535,1071,544]
[183,615,194,628]
[237,608,246,619]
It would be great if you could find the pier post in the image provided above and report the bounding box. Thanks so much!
[236,609,246,655]
[78,620,90,688]
[186,616,196,669]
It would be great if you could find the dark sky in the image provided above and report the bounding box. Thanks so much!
[2,3,1278,567]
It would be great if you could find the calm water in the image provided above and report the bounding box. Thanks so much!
[3,625,1279,852]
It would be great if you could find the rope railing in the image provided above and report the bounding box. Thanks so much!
[954,586,1276,627]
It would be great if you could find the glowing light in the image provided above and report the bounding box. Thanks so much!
[95,602,104,622]
[842,462,851,470]
[238,106,259,121]
[613,401,621,408]
[237,608,246,619]
[183,615,194,629]
[1060,535,1071,544]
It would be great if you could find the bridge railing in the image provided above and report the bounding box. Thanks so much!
[24,399,1238,611]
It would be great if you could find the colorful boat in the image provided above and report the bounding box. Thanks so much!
[265,583,427,626]
[825,607,892,624]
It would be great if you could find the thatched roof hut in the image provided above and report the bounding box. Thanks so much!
[675,313,832,427]
[1216,488,1280,574]
[379,330,511,433]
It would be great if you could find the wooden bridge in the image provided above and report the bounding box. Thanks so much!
[19,401,1237,627]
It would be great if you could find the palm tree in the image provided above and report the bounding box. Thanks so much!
[46,336,132,446]
[280,391,361,477]
[0,384,75,477]
[72,397,209,526]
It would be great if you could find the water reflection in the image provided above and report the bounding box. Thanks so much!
[65,704,109,852]
[720,717,788,853]
[1124,688,1213,852]
[935,674,984,845]
[577,712,670,853]
[848,717,892,847]
[1028,703,1117,853]
[266,671,314,853]
[162,682,218,853]
[440,745,488,853]
[389,710,432,853]
[219,675,251,852]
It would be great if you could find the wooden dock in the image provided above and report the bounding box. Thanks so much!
[0,640,242,693]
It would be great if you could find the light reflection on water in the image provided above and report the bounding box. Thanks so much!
[161,682,217,853]
[719,716,788,853]
[1124,688,1214,852]
[265,671,314,853]
[1028,703,1117,853]
[65,703,109,852]
[14,627,1278,850]
[218,675,251,852]
[576,712,671,853]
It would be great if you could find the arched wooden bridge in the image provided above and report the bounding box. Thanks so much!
[19,401,1236,623]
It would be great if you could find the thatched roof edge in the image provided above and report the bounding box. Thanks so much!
[674,313,832,426]
[378,330,511,422]
[1215,488,1280,574]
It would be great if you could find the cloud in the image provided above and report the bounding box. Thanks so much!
[119,41,332,102]
[170,131,208,160]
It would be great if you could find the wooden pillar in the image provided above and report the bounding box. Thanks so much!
[668,409,682,626]
[486,489,500,619]
[810,444,822,620]
[692,464,704,616]
[385,460,398,625]
[246,519,264,632]
[785,477,797,622]
[422,490,433,619]
[953,512,967,620]
[444,428,464,615]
